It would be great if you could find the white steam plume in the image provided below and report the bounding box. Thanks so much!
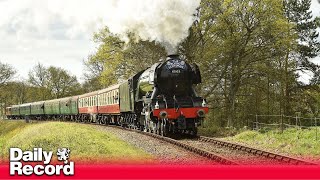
[104,0,201,54]
[0,0,200,53]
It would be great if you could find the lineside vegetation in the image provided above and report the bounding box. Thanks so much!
[223,128,320,158]
[0,120,152,164]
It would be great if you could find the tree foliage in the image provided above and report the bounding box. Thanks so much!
[83,29,166,90]
[0,62,16,86]
[28,64,81,100]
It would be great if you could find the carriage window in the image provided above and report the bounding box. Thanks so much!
[116,90,119,103]
[111,91,114,104]
[101,94,103,105]
[112,91,115,104]
[111,91,113,104]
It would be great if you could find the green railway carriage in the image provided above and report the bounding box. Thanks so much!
[31,101,45,116]
[60,96,79,115]
[60,97,72,115]
[11,105,20,117]
[5,107,12,119]
[19,103,31,117]
[44,99,61,115]
[120,80,134,112]
[70,96,79,114]
[119,71,144,113]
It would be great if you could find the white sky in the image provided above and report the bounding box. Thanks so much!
[0,0,319,83]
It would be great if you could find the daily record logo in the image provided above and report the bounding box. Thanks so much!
[9,148,74,176]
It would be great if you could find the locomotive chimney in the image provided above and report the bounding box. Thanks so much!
[167,54,180,60]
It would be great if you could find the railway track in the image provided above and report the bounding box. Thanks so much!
[108,125,316,165]
[110,125,317,165]
[198,136,317,165]
[24,120,318,165]
[111,126,238,165]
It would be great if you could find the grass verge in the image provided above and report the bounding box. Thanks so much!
[0,120,151,164]
[223,128,320,158]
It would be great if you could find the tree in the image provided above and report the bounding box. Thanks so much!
[83,28,166,88]
[282,0,320,115]
[28,63,51,100]
[291,0,320,71]
[28,63,81,99]
[0,61,16,117]
[180,0,293,127]
[46,67,81,99]
[83,55,105,91]
[0,62,16,86]
[311,70,320,85]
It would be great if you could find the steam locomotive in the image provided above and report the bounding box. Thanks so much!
[6,55,208,136]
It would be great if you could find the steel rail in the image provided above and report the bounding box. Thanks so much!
[199,136,317,165]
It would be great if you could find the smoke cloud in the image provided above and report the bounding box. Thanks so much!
[103,0,201,54]
[0,0,200,53]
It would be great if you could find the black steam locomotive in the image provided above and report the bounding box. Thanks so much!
[120,54,208,136]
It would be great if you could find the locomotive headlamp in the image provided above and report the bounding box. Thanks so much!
[197,109,206,118]
[159,111,168,119]
[155,101,160,109]
[202,99,207,107]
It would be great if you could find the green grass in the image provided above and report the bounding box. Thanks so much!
[0,120,33,151]
[0,120,151,163]
[223,128,320,157]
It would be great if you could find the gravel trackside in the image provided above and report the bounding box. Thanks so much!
[93,125,219,165]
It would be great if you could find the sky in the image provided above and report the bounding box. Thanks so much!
[0,0,319,83]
